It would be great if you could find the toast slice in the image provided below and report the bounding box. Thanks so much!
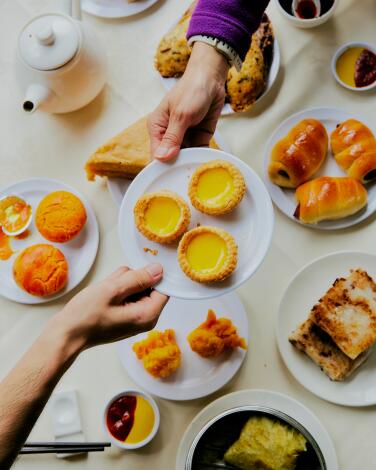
[289,318,371,381]
[310,269,376,360]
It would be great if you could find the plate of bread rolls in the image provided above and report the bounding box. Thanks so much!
[263,107,376,229]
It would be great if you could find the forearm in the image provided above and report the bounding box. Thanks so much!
[187,0,270,59]
[0,321,80,469]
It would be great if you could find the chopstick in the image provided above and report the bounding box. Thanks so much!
[20,442,111,455]
[23,442,111,448]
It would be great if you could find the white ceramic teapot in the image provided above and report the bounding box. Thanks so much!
[16,0,107,114]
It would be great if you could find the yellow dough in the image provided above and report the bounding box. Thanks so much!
[178,226,237,283]
[134,191,190,244]
[188,160,246,215]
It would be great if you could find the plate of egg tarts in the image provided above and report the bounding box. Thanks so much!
[118,147,274,299]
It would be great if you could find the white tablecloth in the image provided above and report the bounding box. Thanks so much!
[0,0,375,468]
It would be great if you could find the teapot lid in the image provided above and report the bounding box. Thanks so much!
[18,14,79,71]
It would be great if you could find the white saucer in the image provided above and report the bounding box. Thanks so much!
[82,0,160,18]
[277,251,376,407]
[116,292,248,400]
[0,178,99,304]
[263,107,376,230]
[118,147,274,300]
[176,389,338,469]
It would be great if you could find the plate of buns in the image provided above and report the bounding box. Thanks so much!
[277,251,376,406]
[155,6,280,115]
[0,178,98,304]
[116,291,248,400]
[82,0,160,18]
[263,107,376,229]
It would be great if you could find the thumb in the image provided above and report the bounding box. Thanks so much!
[154,117,189,161]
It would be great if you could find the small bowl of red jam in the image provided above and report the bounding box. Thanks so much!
[274,0,338,28]
[103,390,160,450]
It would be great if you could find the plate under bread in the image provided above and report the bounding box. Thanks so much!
[118,147,274,300]
[0,178,99,304]
[263,107,376,230]
[277,251,376,406]
[116,292,248,400]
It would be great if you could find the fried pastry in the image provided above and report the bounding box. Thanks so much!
[268,119,328,188]
[188,309,246,358]
[132,329,181,379]
[188,160,245,215]
[134,190,190,244]
[330,119,376,183]
[294,176,367,224]
[178,226,237,283]
[310,269,376,359]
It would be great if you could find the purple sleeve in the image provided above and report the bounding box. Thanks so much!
[187,0,270,60]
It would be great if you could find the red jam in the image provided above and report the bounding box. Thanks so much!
[296,0,317,19]
[106,395,137,442]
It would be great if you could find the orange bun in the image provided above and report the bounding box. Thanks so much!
[13,244,68,296]
[36,191,87,243]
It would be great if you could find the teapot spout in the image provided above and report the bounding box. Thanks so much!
[23,84,51,113]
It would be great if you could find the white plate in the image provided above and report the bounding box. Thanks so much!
[160,39,280,116]
[108,131,230,207]
[0,178,99,304]
[118,147,274,300]
[176,389,338,469]
[277,251,376,407]
[82,0,160,18]
[116,292,248,400]
[263,107,376,230]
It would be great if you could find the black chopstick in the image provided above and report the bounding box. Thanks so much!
[20,447,105,455]
[23,441,111,448]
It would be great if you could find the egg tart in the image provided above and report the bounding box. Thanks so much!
[134,191,190,244]
[178,226,237,283]
[188,160,246,215]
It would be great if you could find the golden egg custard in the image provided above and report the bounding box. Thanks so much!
[178,226,237,283]
[13,244,68,296]
[36,191,87,243]
[188,160,246,215]
[132,329,181,379]
[134,190,190,244]
[0,195,32,235]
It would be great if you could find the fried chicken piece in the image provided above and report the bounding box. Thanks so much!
[132,329,181,378]
[187,310,247,358]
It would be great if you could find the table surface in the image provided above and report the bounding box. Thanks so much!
[0,0,375,468]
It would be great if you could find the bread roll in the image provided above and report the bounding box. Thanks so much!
[331,119,376,183]
[268,119,328,188]
[294,176,367,224]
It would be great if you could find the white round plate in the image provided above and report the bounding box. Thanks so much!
[160,39,280,116]
[263,107,376,230]
[176,389,338,469]
[0,178,99,304]
[82,0,160,18]
[116,292,248,400]
[277,251,376,407]
[108,131,230,207]
[118,147,274,300]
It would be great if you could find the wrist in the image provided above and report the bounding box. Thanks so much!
[188,42,229,84]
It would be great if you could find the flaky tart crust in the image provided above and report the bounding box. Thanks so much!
[178,226,238,283]
[134,190,190,244]
[188,160,246,215]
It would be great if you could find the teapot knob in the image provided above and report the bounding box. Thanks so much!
[37,26,55,46]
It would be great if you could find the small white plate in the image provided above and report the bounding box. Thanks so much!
[82,0,160,18]
[176,389,338,469]
[108,131,230,207]
[263,107,376,230]
[116,292,248,401]
[118,147,274,300]
[0,178,99,304]
[277,251,376,407]
[159,39,280,116]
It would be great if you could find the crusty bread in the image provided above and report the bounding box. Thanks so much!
[310,269,376,359]
[289,318,370,381]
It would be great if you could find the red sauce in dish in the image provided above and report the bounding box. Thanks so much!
[106,396,137,441]
[296,0,317,18]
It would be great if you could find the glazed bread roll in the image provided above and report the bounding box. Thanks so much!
[294,176,367,224]
[331,119,376,183]
[268,119,328,188]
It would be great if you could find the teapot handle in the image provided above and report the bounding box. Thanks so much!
[59,0,81,20]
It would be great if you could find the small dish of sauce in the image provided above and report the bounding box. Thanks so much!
[0,195,32,236]
[104,390,160,449]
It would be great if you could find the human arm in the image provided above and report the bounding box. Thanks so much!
[0,264,168,469]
